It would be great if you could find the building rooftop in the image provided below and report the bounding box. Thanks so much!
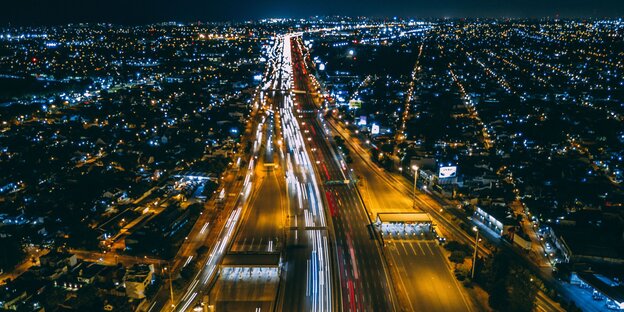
[123,264,154,283]
[477,205,516,226]
[221,252,281,267]
[553,224,624,262]
[578,272,624,304]
[376,212,432,224]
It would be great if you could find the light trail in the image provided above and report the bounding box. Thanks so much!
[276,34,333,311]
[167,33,334,312]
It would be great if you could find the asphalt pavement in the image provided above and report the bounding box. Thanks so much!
[385,238,472,312]
[231,112,285,253]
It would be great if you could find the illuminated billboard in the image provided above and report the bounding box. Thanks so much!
[371,124,380,135]
[438,166,457,179]
[349,99,362,109]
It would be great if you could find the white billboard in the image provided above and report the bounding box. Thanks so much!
[371,124,380,135]
[438,166,457,178]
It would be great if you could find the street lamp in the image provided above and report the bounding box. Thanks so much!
[471,226,479,279]
[164,266,175,308]
[412,165,419,209]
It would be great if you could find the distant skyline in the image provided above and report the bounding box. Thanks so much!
[1,0,623,25]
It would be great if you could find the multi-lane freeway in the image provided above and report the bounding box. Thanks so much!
[274,34,334,312]
[290,36,396,312]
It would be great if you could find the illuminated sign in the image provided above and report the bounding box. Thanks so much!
[439,166,457,178]
[358,116,367,126]
[371,124,380,135]
[349,99,362,109]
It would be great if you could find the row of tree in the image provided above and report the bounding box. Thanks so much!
[477,249,537,312]
[334,136,353,164]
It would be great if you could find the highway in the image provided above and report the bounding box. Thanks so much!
[328,112,488,252]
[273,34,334,312]
[145,33,336,312]
[290,36,395,312]
[230,163,284,253]
[209,266,279,311]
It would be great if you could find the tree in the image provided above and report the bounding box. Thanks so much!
[485,249,511,289]
[333,136,344,145]
[43,286,67,309]
[187,203,203,215]
[180,264,197,280]
[196,245,209,256]
[488,279,508,310]
[444,240,472,254]
[345,155,353,164]
[449,251,466,268]
[73,284,102,310]
[0,238,25,272]
[507,268,537,312]
[479,249,538,312]
[381,143,394,154]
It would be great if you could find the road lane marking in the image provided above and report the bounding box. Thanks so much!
[425,241,435,256]
[417,241,426,255]
[408,241,419,256]
[399,241,410,257]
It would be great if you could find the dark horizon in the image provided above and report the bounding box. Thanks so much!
[0,5,623,312]
[1,0,623,26]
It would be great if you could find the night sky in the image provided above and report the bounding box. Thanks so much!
[1,0,623,25]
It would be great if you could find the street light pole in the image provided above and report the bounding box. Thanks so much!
[412,165,419,209]
[165,265,174,308]
[471,227,479,279]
